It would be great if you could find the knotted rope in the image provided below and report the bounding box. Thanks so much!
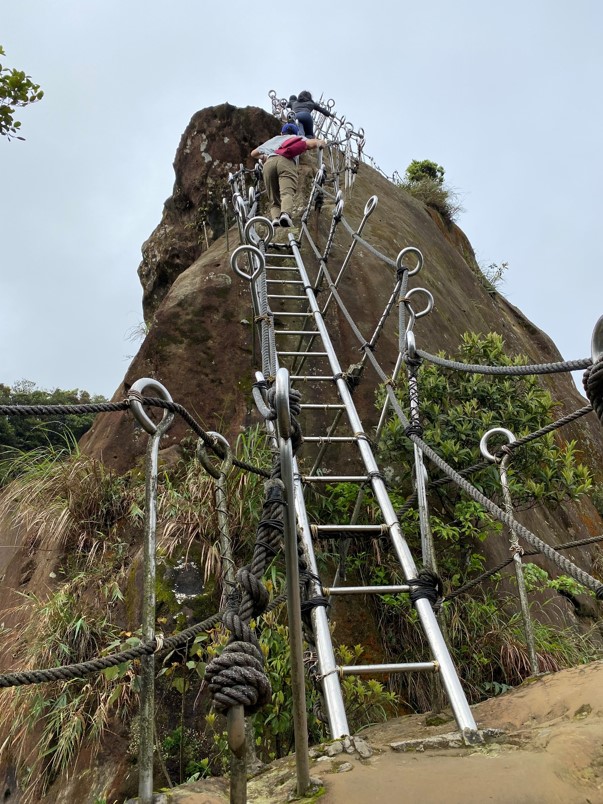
[204,385,303,715]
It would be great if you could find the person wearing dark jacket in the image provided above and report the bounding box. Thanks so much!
[286,91,332,137]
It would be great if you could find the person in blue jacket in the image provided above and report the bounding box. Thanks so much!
[287,91,332,138]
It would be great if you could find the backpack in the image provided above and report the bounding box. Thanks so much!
[275,136,307,160]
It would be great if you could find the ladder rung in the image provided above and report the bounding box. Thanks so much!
[314,524,386,533]
[268,295,307,299]
[276,312,312,317]
[325,585,410,596]
[300,404,346,410]
[290,375,334,381]
[339,662,437,676]
[266,279,304,284]
[275,331,320,336]
[265,266,299,271]
[302,475,368,483]
[303,436,357,443]
[279,351,328,356]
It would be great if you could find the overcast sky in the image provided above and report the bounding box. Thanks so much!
[1,1,601,398]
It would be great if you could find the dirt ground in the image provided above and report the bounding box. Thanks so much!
[163,660,603,804]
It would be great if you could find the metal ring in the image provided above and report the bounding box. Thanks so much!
[129,378,174,435]
[480,427,516,462]
[230,245,264,281]
[333,199,344,220]
[404,287,434,319]
[396,247,424,277]
[268,89,277,99]
[248,186,256,205]
[244,216,273,246]
[327,99,335,109]
[364,195,378,216]
[197,431,233,479]
[591,315,603,363]
[275,367,292,440]
[358,127,365,138]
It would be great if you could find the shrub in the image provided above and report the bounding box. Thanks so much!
[396,159,462,225]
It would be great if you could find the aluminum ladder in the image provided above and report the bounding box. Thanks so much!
[233,228,480,744]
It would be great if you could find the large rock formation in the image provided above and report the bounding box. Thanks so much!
[81,104,603,582]
[2,103,602,803]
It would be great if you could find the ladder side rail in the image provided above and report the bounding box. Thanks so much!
[288,238,480,741]
[293,467,351,738]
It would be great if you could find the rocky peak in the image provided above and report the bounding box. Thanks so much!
[138,104,279,319]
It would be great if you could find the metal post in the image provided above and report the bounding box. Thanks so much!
[128,378,175,804]
[198,431,250,803]
[275,368,311,795]
[480,428,538,676]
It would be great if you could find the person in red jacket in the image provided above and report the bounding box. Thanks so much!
[251,123,325,227]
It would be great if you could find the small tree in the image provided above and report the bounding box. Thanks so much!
[0,45,44,140]
[404,159,445,185]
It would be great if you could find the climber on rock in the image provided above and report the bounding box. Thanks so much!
[286,91,332,137]
[251,122,326,228]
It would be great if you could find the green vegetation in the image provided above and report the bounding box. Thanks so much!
[0,337,599,797]
[371,332,596,705]
[404,159,445,184]
[0,46,43,140]
[396,158,462,225]
[0,381,107,478]
[0,573,137,802]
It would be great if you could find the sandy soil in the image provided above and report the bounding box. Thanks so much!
[164,660,603,804]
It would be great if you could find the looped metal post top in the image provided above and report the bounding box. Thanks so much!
[479,427,516,462]
[402,287,434,328]
[128,377,175,435]
[592,315,603,363]
[244,216,274,246]
[396,246,423,277]
[198,431,233,480]
[231,244,264,281]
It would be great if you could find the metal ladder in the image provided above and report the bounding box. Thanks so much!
[232,226,480,744]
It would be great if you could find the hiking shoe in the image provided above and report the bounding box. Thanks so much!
[271,218,281,227]
[279,212,293,227]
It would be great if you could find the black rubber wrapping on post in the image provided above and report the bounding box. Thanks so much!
[583,360,603,427]
[408,569,444,608]
[596,586,603,601]
[300,596,330,613]
[404,422,424,438]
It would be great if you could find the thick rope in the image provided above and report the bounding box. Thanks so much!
[0,594,288,689]
[416,350,592,376]
[443,535,603,602]
[383,383,603,598]
[339,215,398,269]
[0,398,270,479]
[204,386,303,715]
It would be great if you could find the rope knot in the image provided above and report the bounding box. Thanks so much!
[408,569,443,608]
